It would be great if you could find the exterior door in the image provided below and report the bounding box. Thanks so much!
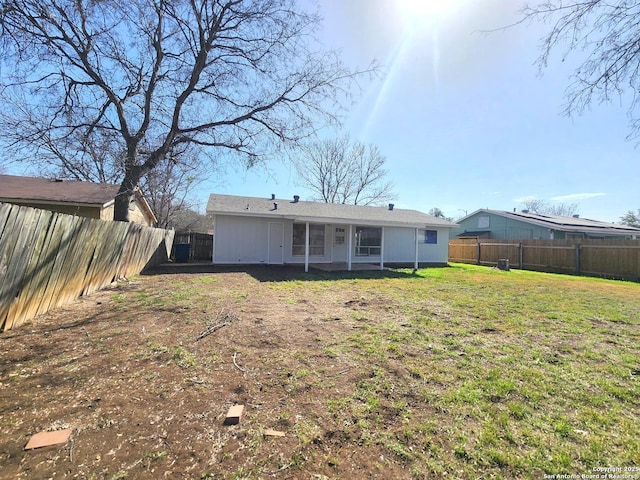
[332,226,347,262]
[268,222,284,265]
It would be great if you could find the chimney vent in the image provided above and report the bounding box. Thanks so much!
[388,203,394,211]
[273,202,278,210]
[271,193,276,200]
[293,195,300,203]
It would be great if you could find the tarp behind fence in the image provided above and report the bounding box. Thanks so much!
[0,202,174,331]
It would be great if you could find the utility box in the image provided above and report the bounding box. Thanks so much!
[497,259,510,271]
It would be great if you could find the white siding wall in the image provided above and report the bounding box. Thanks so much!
[382,227,449,264]
[213,215,450,265]
[382,227,415,263]
[213,215,271,263]
[416,228,450,263]
[214,216,333,264]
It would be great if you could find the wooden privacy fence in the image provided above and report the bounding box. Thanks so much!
[172,231,213,261]
[0,202,174,331]
[449,238,640,281]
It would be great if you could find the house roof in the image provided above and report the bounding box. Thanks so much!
[0,174,157,223]
[459,209,640,236]
[0,174,120,207]
[207,193,457,228]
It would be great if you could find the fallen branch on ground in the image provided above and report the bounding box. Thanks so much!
[232,351,246,373]
[196,310,239,341]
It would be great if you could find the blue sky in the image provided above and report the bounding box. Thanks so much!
[205,0,639,223]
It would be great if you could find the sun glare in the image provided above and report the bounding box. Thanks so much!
[396,0,463,29]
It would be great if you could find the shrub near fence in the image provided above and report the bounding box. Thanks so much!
[449,238,640,281]
[0,202,174,331]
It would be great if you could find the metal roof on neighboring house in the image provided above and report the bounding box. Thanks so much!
[459,209,640,236]
[0,174,120,206]
[207,193,457,228]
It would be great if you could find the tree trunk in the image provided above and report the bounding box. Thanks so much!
[114,184,133,222]
[114,165,144,222]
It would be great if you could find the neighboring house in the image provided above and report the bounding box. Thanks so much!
[206,193,457,271]
[452,209,640,240]
[0,174,156,226]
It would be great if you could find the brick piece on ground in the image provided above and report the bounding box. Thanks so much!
[24,429,72,450]
[223,404,244,425]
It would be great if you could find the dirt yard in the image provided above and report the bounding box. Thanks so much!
[1,267,417,480]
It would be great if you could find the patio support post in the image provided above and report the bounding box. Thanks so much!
[305,222,310,273]
[212,215,216,263]
[347,224,353,271]
[414,228,419,270]
[380,227,385,271]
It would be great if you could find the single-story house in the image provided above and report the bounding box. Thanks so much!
[206,193,457,271]
[452,209,640,240]
[0,174,157,226]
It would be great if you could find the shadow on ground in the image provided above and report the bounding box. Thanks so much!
[141,262,440,282]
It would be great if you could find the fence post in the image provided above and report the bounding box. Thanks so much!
[575,244,581,275]
[476,242,481,265]
[519,243,523,269]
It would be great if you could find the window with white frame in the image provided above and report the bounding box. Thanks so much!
[478,215,490,229]
[355,226,381,256]
[292,223,325,256]
[334,227,345,245]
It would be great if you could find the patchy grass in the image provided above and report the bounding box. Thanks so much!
[0,264,638,479]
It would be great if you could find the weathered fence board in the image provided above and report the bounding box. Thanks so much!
[0,202,174,331]
[5,209,54,328]
[449,238,640,281]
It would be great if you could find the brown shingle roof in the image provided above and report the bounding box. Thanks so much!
[0,174,120,206]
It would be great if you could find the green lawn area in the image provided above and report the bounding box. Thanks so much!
[265,263,640,478]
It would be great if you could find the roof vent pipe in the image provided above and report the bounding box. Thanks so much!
[573,214,579,218]
[388,203,394,211]
[273,202,278,210]
[271,193,276,200]
[293,195,300,203]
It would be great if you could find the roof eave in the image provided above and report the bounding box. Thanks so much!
[0,197,110,209]
[211,211,455,228]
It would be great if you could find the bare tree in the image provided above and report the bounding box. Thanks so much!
[428,208,445,218]
[522,1,640,139]
[138,145,206,229]
[620,209,640,228]
[521,197,548,214]
[428,208,453,221]
[0,0,374,221]
[170,209,214,233]
[294,135,394,206]
[522,197,579,216]
[11,118,207,227]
